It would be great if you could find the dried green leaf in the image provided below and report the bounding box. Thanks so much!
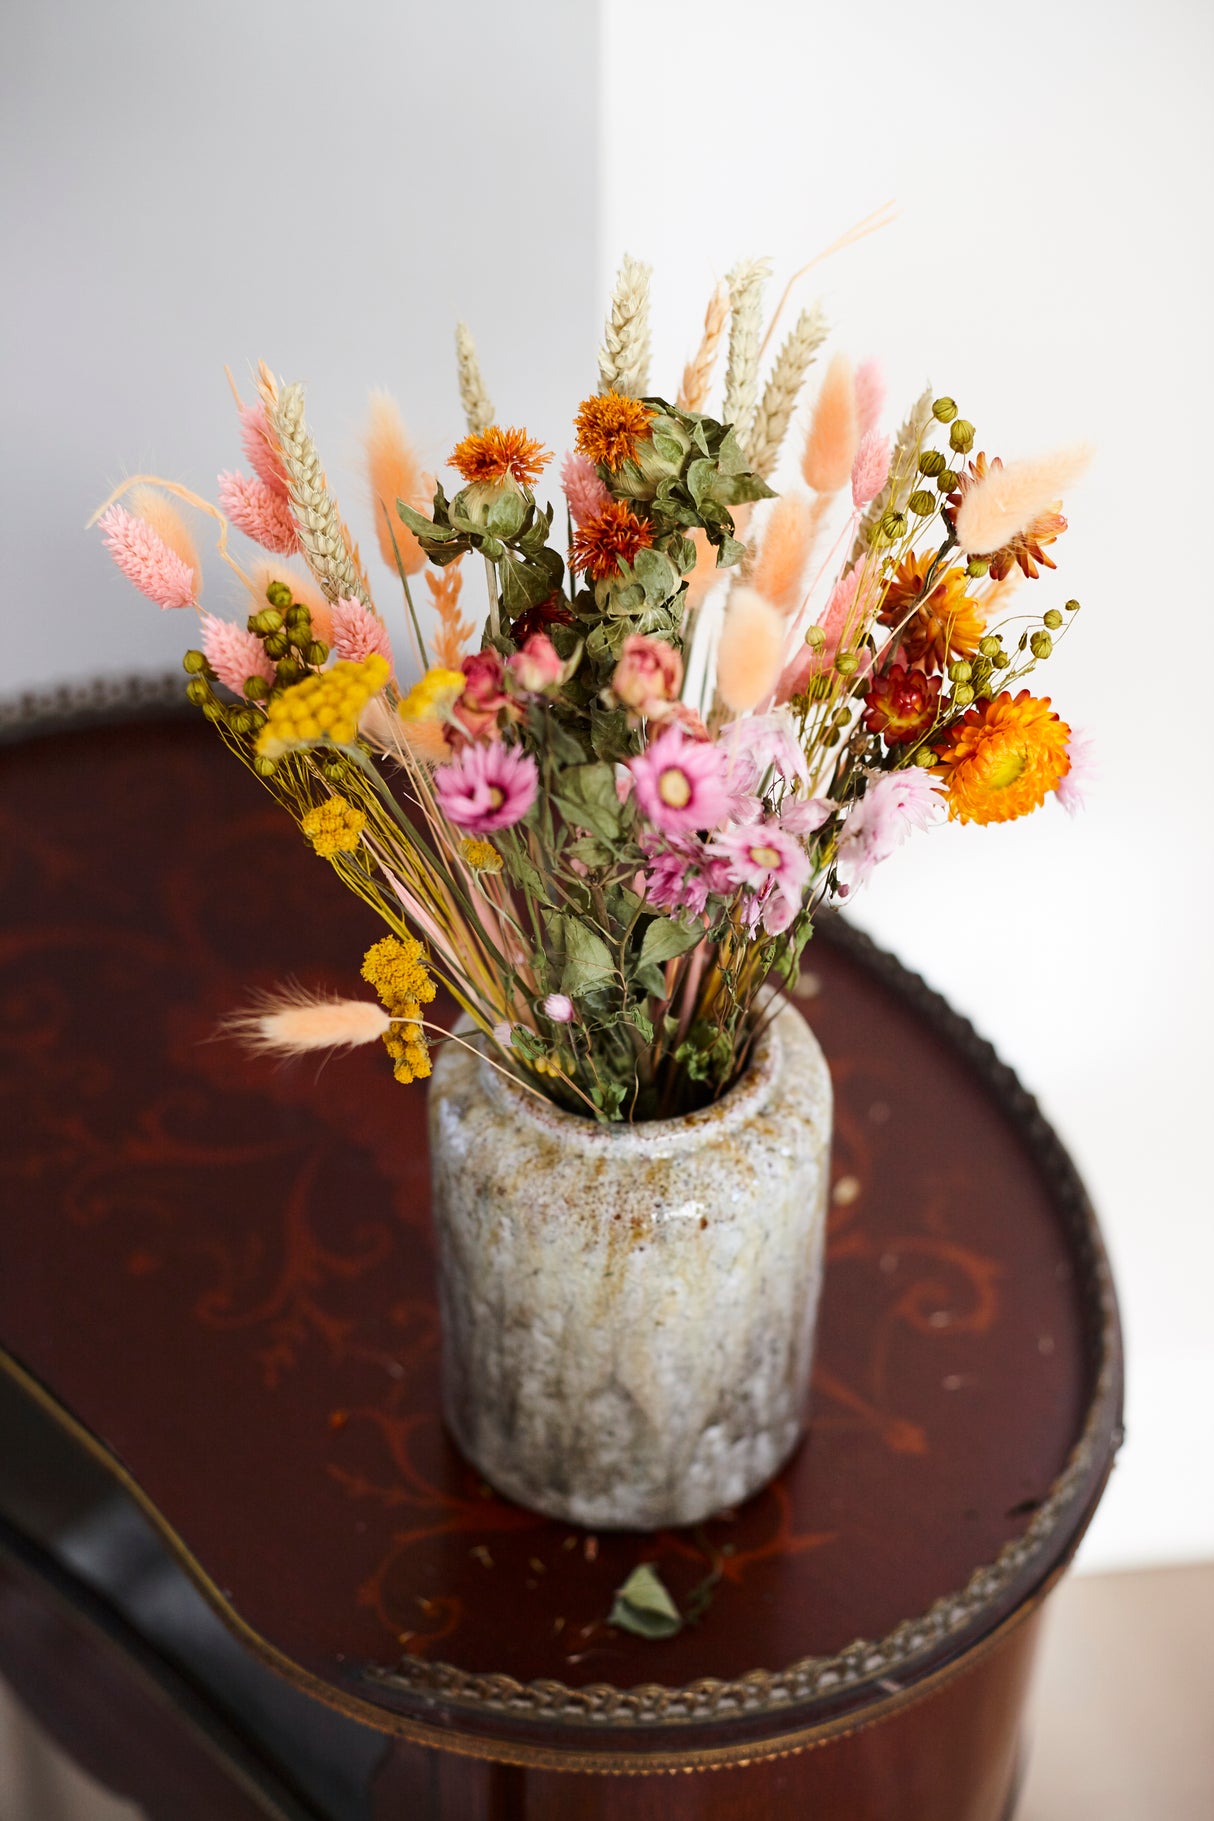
[609,1563,683,1639]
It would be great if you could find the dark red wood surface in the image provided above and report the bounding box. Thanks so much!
[0,714,1108,1768]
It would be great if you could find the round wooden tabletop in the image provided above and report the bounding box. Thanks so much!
[0,695,1122,1776]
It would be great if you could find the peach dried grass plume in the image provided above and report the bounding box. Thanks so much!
[802,352,859,494]
[954,445,1092,557]
[233,989,392,1055]
[716,586,785,712]
[427,560,474,670]
[364,392,427,575]
[750,492,818,616]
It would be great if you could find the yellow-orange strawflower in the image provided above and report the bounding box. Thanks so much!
[574,391,654,472]
[450,426,550,487]
[570,499,653,580]
[933,689,1071,825]
[879,552,985,674]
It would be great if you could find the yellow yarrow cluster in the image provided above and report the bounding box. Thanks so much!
[256,654,390,760]
[398,666,465,723]
[458,837,503,872]
[300,795,366,856]
[361,934,437,1085]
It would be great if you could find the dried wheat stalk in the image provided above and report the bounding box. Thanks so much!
[267,378,374,609]
[721,257,772,448]
[676,279,729,413]
[746,301,828,478]
[455,323,495,433]
[598,254,653,397]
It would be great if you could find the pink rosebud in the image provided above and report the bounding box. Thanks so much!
[612,633,684,721]
[509,632,564,693]
[454,648,511,742]
[543,993,575,1023]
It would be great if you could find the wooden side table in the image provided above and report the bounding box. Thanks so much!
[0,689,1123,1818]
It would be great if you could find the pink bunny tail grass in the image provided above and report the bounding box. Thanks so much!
[98,504,199,610]
[218,470,298,558]
[851,430,892,509]
[776,564,868,703]
[750,491,817,615]
[244,562,333,644]
[801,351,859,495]
[229,988,393,1057]
[330,595,395,670]
[561,450,611,526]
[200,612,276,697]
[716,586,786,713]
[238,401,289,498]
[852,359,885,437]
[126,487,203,597]
[955,444,1093,557]
[364,391,427,575]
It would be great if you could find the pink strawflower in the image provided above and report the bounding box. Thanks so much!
[1056,728,1096,816]
[851,430,892,509]
[561,450,611,526]
[238,402,289,498]
[779,796,833,837]
[835,768,945,892]
[629,724,732,836]
[509,632,564,693]
[543,992,575,1023]
[613,632,683,720]
[330,596,394,669]
[99,504,198,610]
[720,712,809,795]
[200,613,275,697]
[433,739,538,832]
[709,819,811,933]
[853,359,885,437]
[218,470,298,557]
[640,832,732,920]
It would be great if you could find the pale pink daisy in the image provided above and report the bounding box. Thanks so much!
[560,450,611,526]
[238,402,289,498]
[709,819,811,931]
[835,768,945,892]
[218,470,298,557]
[433,740,538,833]
[629,724,732,836]
[542,993,575,1023]
[99,504,198,610]
[200,613,275,697]
[1055,728,1096,816]
[330,596,394,669]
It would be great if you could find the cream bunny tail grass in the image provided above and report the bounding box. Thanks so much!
[598,253,653,398]
[721,257,772,449]
[229,987,392,1056]
[266,377,375,610]
[715,585,785,713]
[954,445,1093,557]
[746,301,828,478]
[676,279,729,413]
[851,385,934,562]
[455,323,495,433]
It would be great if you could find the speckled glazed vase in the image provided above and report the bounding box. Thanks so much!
[427,1001,832,1530]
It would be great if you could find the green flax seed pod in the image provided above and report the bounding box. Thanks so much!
[966,558,989,579]
[932,397,958,423]
[285,605,312,640]
[993,649,1011,669]
[805,625,827,649]
[275,658,305,686]
[953,683,975,707]
[185,678,210,706]
[1043,609,1063,630]
[1030,630,1053,659]
[306,641,330,667]
[918,449,947,477]
[263,632,289,659]
[949,660,972,683]
[265,580,293,609]
[936,468,959,492]
[949,419,975,454]
[979,635,1001,658]
[908,490,937,517]
[1065,598,1081,612]
[182,649,208,675]
[877,509,907,543]
[244,674,270,700]
[253,755,277,778]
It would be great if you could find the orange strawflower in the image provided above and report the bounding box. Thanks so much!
[933,689,1071,825]
[450,426,551,487]
[574,391,654,472]
[879,552,985,673]
[570,499,654,580]
[948,453,1067,581]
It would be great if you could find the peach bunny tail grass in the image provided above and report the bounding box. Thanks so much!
[955,445,1093,557]
[716,586,786,712]
[229,990,392,1056]
[126,487,203,598]
[802,351,858,495]
[365,392,427,575]
[750,491,818,616]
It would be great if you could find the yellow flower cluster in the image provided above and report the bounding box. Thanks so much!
[458,837,503,872]
[300,794,366,856]
[256,654,390,760]
[398,666,465,724]
[361,934,437,1085]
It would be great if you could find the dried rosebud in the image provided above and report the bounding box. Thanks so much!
[509,632,564,693]
[612,632,683,720]
[454,648,512,741]
[862,663,942,744]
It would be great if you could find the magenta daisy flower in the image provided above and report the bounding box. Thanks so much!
[433,740,538,833]
[709,819,812,931]
[628,725,732,836]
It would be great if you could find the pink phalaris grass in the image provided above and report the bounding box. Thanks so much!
[776,565,871,703]
[751,491,817,616]
[851,430,892,509]
[716,586,785,712]
[801,351,859,494]
[218,470,298,557]
[99,503,199,610]
[200,612,276,697]
[852,359,885,437]
[329,595,394,670]
[954,444,1092,557]
[238,402,289,498]
[230,988,393,1056]
[364,392,427,575]
[561,450,611,527]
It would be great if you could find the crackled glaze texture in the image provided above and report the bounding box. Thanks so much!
[427,1002,832,1528]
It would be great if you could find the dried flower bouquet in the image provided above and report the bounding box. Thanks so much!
[96,252,1091,1122]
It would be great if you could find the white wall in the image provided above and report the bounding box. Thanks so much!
[1,0,601,694]
[601,0,1214,1571]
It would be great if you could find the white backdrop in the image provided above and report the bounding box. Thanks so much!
[3,0,1211,1573]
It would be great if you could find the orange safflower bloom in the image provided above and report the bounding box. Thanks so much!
[570,500,654,580]
[933,689,1071,825]
[879,552,985,673]
[574,391,654,472]
[948,453,1067,581]
[450,426,551,487]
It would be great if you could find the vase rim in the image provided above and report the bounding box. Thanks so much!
[473,1001,795,1154]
